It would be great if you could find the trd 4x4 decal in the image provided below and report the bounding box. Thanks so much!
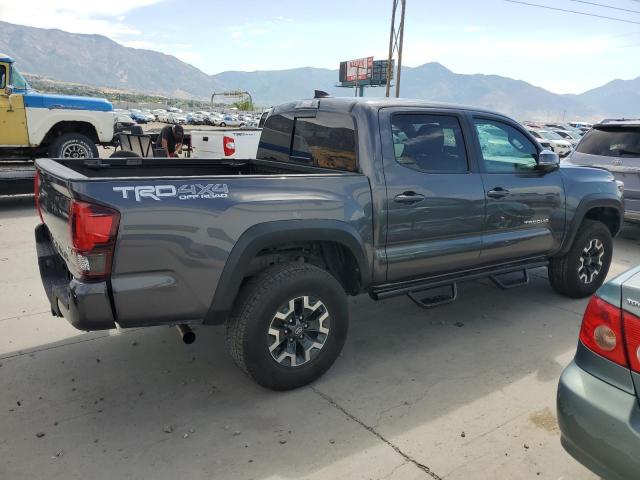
[113,184,229,201]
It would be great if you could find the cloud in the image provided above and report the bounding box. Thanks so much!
[463,26,481,33]
[0,0,165,38]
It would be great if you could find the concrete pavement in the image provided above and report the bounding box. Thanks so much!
[1,194,639,480]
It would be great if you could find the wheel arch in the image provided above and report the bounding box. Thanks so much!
[40,121,99,148]
[558,195,623,257]
[204,220,371,325]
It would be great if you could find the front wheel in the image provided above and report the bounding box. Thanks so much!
[549,219,613,298]
[226,263,349,390]
[219,122,226,127]
[48,132,99,158]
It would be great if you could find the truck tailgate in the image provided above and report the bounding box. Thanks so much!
[35,160,118,330]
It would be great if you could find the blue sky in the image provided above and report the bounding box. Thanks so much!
[2,0,640,93]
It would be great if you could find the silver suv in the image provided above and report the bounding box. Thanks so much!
[569,119,640,222]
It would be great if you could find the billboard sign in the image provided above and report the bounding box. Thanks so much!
[340,57,374,82]
[339,59,393,87]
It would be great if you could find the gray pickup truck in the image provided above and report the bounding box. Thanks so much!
[35,97,624,390]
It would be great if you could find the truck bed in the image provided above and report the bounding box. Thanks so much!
[35,155,372,330]
[46,157,351,179]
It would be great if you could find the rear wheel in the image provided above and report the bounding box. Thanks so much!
[226,263,349,390]
[48,133,99,159]
[549,219,613,298]
[219,122,227,127]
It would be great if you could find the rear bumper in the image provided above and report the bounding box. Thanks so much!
[35,224,116,331]
[557,361,640,480]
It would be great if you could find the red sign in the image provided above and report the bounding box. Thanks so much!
[345,57,373,82]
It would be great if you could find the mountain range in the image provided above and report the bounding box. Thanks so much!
[1,20,638,120]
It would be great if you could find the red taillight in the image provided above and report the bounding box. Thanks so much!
[623,310,640,373]
[34,170,44,223]
[68,200,120,279]
[579,295,628,367]
[223,136,236,157]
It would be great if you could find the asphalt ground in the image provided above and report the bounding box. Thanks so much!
[1,194,639,479]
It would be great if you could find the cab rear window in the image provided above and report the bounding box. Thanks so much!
[576,127,640,157]
[258,111,358,171]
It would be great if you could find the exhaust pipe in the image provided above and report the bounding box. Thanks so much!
[176,324,196,344]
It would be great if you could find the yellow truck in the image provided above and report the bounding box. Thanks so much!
[1,53,117,193]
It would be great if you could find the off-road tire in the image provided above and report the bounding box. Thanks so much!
[48,133,99,159]
[226,263,349,390]
[549,219,613,298]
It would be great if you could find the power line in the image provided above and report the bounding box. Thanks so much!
[566,0,640,15]
[503,0,640,25]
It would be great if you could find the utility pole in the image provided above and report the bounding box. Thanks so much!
[354,65,366,97]
[386,0,406,98]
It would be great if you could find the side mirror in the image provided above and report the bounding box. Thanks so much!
[537,150,559,171]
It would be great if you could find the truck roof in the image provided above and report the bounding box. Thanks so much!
[597,118,640,128]
[274,96,509,118]
[0,53,15,63]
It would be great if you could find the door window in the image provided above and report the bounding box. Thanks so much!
[391,114,468,173]
[0,65,5,89]
[474,119,538,173]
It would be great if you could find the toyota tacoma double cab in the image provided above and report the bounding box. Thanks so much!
[34,97,624,390]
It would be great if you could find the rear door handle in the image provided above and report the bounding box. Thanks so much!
[394,191,425,205]
[487,188,510,199]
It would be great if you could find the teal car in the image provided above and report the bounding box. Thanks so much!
[557,265,640,480]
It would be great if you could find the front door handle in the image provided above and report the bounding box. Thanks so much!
[394,191,425,205]
[487,188,509,199]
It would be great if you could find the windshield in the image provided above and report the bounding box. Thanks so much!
[11,66,30,91]
[539,130,563,140]
[560,129,581,140]
[576,127,640,157]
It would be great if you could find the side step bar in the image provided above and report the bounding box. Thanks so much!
[489,269,530,290]
[370,259,548,308]
[408,283,458,309]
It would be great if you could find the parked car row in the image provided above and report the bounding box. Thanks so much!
[114,107,260,127]
[521,121,589,157]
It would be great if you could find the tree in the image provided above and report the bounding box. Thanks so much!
[232,99,254,111]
